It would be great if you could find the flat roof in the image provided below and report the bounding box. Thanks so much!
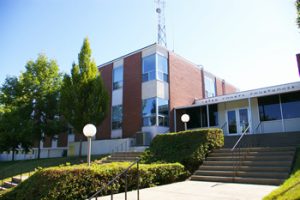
[175,81,300,110]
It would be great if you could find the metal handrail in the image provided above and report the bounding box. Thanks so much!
[88,158,140,200]
[231,125,250,151]
[254,122,262,134]
[220,121,227,133]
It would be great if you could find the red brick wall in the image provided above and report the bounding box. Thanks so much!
[216,78,224,96]
[123,52,142,137]
[97,63,113,139]
[43,136,52,148]
[169,52,204,132]
[224,81,238,94]
[58,132,68,147]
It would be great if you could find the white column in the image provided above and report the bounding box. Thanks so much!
[248,98,253,134]
[206,105,210,127]
[174,108,177,132]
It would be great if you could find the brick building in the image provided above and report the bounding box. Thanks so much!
[92,43,238,143]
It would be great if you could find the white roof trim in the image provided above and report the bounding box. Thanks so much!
[176,81,300,109]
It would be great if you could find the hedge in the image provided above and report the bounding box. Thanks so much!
[1,162,189,200]
[140,128,224,172]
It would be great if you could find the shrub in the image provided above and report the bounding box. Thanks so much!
[140,128,224,172]
[263,147,300,200]
[1,162,189,200]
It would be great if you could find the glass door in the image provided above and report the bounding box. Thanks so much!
[227,110,237,134]
[227,108,250,134]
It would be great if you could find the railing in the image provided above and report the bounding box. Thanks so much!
[88,158,140,200]
[230,125,250,180]
[220,121,227,133]
[0,161,34,192]
[254,122,262,134]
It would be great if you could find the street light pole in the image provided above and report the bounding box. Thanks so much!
[181,114,190,131]
[83,124,97,167]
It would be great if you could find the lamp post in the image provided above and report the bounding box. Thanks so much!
[83,124,97,166]
[181,114,190,131]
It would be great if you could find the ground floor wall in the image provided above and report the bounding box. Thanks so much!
[67,138,134,156]
[0,147,67,161]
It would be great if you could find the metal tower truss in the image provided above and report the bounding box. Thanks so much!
[155,0,167,48]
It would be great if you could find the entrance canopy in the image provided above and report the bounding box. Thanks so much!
[174,82,300,135]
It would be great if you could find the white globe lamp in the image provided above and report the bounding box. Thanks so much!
[83,124,97,166]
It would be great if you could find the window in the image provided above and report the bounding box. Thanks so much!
[281,92,300,119]
[204,76,216,98]
[142,98,169,127]
[209,104,218,126]
[112,105,122,129]
[157,54,168,82]
[113,66,123,90]
[142,98,156,126]
[158,98,169,126]
[258,95,281,121]
[142,54,168,83]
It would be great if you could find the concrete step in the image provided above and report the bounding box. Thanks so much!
[203,160,292,167]
[194,170,289,179]
[209,151,295,157]
[11,176,28,184]
[106,157,139,161]
[198,165,290,172]
[3,181,18,188]
[111,152,143,157]
[206,155,294,161]
[190,175,284,185]
[214,147,296,153]
[0,186,7,191]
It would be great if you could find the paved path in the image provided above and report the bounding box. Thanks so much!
[99,181,277,200]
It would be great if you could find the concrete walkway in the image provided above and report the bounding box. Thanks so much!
[99,181,277,200]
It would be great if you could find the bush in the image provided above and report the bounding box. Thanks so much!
[263,147,300,200]
[140,128,224,172]
[1,162,189,200]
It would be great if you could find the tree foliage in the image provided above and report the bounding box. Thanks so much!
[297,0,300,28]
[60,38,109,139]
[0,54,64,159]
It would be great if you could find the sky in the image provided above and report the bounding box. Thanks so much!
[0,0,299,91]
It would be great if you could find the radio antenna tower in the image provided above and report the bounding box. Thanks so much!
[155,0,167,47]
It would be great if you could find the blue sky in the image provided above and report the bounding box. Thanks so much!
[0,0,299,90]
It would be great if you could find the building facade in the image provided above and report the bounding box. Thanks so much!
[174,82,300,138]
[90,43,238,143]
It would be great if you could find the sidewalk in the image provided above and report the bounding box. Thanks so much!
[99,181,277,200]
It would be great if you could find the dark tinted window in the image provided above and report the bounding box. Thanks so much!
[281,92,300,119]
[209,104,218,126]
[258,95,281,121]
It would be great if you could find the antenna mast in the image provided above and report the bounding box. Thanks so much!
[156,0,167,47]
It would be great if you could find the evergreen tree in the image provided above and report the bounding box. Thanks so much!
[60,37,109,156]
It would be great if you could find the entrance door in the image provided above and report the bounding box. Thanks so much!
[227,108,250,134]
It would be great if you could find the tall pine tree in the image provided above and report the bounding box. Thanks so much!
[60,37,109,156]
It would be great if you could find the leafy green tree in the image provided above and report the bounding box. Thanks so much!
[20,54,64,159]
[0,55,64,159]
[0,108,33,161]
[297,0,300,28]
[0,77,33,160]
[60,38,109,156]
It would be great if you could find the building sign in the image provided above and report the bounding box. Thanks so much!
[195,82,300,106]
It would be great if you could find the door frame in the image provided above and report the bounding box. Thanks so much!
[226,107,250,135]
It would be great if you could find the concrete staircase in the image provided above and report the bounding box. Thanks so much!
[191,147,296,185]
[102,152,143,163]
[0,176,28,191]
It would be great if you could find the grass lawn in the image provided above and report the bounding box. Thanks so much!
[0,155,106,182]
[263,147,300,200]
